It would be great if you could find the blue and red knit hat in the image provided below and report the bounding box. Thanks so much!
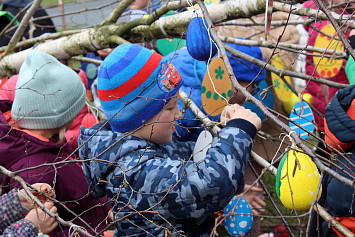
[97,44,183,132]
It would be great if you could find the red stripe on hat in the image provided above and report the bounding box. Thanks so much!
[98,52,163,101]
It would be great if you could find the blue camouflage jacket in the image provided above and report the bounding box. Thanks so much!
[78,119,257,236]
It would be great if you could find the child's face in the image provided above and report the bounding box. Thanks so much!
[133,96,182,144]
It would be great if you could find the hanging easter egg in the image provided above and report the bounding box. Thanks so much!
[243,80,274,121]
[201,57,231,116]
[193,130,213,162]
[313,24,344,78]
[283,92,313,115]
[156,38,186,56]
[270,55,292,102]
[186,16,218,61]
[187,0,220,11]
[289,101,315,139]
[224,196,253,236]
[275,149,322,211]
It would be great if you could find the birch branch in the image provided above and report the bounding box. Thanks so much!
[100,0,135,25]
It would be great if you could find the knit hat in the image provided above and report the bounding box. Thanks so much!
[11,50,86,129]
[225,38,266,82]
[97,44,183,133]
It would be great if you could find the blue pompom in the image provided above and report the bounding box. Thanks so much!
[186,17,217,61]
[223,196,253,237]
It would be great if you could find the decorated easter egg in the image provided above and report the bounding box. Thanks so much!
[193,130,213,162]
[313,24,344,78]
[224,196,253,236]
[201,57,231,116]
[276,149,322,211]
[270,55,292,102]
[283,92,314,115]
[186,17,218,61]
[289,101,315,139]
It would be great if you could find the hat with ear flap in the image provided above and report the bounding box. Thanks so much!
[97,43,183,133]
[11,50,86,129]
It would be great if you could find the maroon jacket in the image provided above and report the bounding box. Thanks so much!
[0,100,110,237]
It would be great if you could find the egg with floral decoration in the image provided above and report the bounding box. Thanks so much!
[186,16,217,61]
[223,196,253,236]
[276,148,322,211]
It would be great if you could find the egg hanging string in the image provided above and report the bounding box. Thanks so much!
[271,131,296,165]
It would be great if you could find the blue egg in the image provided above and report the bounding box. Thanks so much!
[223,196,253,237]
[289,101,315,139]
[186,17,218,61]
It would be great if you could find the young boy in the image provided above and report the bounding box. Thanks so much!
[78,43,262,236]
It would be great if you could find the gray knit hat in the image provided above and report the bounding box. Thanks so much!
[11,50,86,129]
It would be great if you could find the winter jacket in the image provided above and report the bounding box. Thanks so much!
[0,100,110,237]
[78,118,257,237]
[0,189,38,236]
[303,0,350,131]
[324,84,355,219]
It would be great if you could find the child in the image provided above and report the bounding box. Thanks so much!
[1,183,57,236]
[322,84,355,236]
[303,0,351,133]
[0,68,99,151]
[0,50,110,236]
[166,40,267,236]
[78,43,262,236]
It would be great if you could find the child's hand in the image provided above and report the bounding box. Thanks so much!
[241,184,266,215]
[220,104,262,130]
[25,202,58,234]
[18,183,56,210]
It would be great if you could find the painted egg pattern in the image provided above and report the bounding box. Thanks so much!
[276,149,322,211]
[186,17,217,61]
[289,101,315,139]
[223,196,253,236]
[201,57,231,116]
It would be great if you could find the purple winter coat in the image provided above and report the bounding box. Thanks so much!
[0,100,110,237]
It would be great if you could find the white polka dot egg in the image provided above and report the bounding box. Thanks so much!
[223,196,253,236]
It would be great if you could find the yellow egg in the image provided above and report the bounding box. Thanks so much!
[275,149,322,211]
[282,92,314,115]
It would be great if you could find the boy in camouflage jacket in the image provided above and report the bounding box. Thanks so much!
[78,44,262,236]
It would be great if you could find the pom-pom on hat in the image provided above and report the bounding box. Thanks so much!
[225,38,266,83]
[97,44,183,133]
[12,50,86,129]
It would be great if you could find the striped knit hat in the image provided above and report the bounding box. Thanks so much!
[97,44,183,133]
